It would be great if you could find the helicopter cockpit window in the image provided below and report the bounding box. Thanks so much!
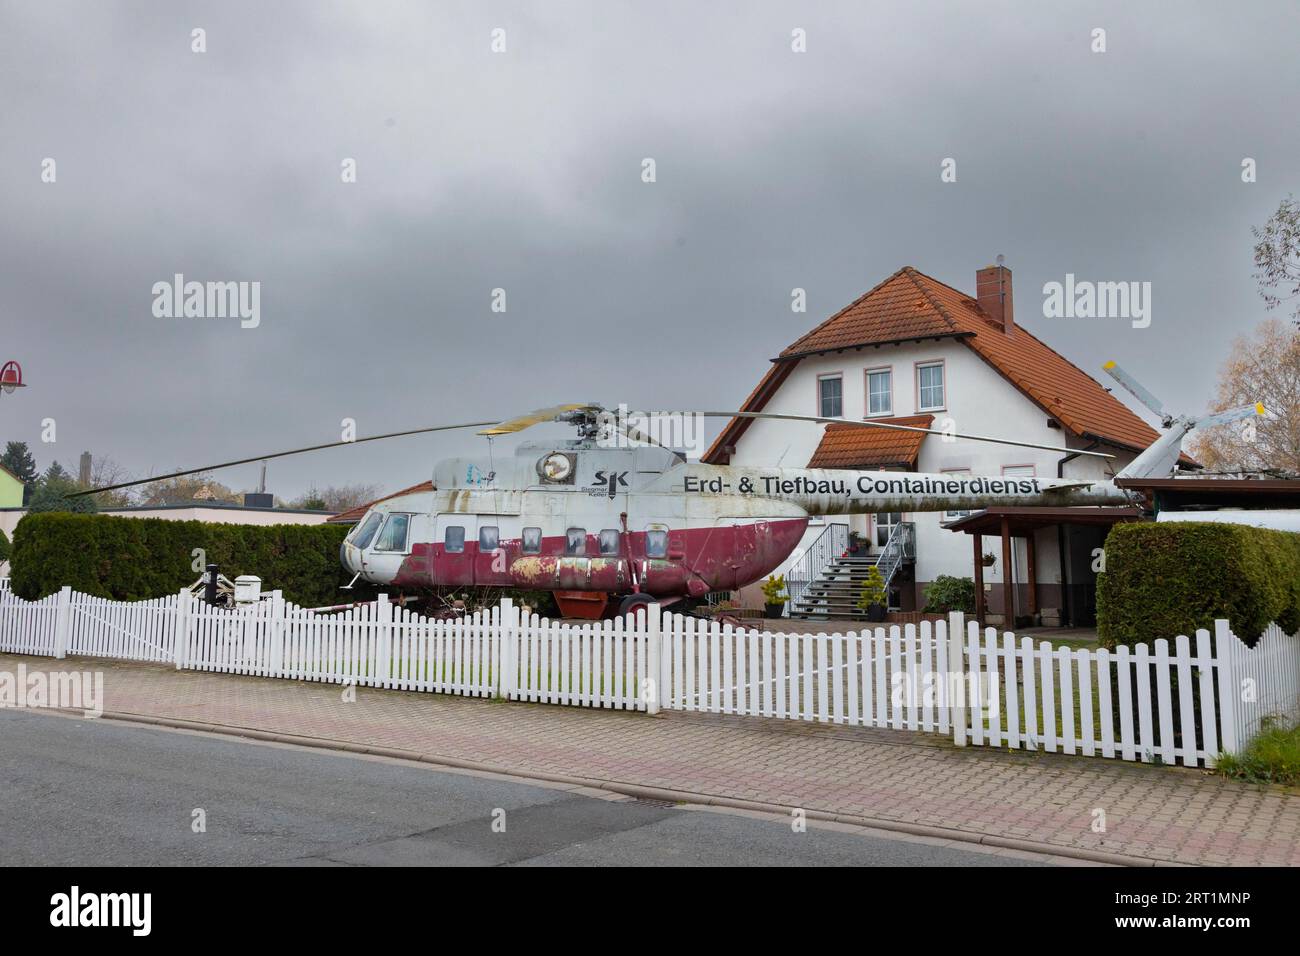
[599,529,621,555]
[479,526,499,552]
[565,528,586,556]
[350,512,384,550]
[375,513,410,552]
[645,530,668,558]
[444,526,465,553]
[521,527,542,554]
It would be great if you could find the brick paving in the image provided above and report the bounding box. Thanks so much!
[4,651,1298,865]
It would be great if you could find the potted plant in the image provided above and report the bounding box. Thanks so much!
[760,574,789,619]
[856,565,888,622]
[848,531,868,557]
[981,551,997,568]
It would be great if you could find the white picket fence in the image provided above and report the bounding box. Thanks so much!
[1,582,1298,767]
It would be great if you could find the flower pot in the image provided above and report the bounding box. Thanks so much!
[866,603,886,623]
[764,603,785,619]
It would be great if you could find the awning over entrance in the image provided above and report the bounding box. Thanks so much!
[806,415,933,469]
[942,506,1141,627]
[942,506,1141,536]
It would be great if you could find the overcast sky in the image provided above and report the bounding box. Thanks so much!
[1,0,1297,500]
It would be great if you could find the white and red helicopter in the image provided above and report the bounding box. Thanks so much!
[76,363,1261,618]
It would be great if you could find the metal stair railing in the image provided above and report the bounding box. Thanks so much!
[783,522,848,616]
[873,521,915,593]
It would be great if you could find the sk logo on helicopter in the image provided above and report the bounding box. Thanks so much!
[590,470,630,499]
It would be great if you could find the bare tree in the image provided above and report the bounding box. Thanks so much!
[302,483,384,513]
[83,456,135,508]
[1188,318,1300,474]
[135,473,241,506]
[1254,195,1300,326]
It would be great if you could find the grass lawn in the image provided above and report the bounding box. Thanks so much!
[1215,717,1300,785]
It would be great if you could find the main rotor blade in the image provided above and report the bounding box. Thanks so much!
[694,411,1115,459]
[65,419,500,498]
[1102,361,1166,419]
[1196,402,1266,429]
[477,404,596,436]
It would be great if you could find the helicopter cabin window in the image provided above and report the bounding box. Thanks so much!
[598,529,621,555]
[645,529,668,558]
[375,513,410,552]
[479,526,499,552]
[350,512,384,550]
[565,528,586,556]
[521,527,542,554]
[818,374,843,418]
[444,525,465,553]
[917,362,945,411]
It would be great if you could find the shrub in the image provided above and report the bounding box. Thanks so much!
[0,528,9,564]
[9,512,364,607]
[1097,521,1300,650]
[923,575,975,614]
[1215,716,1300,786]
[760,574,789,604]
[856,565,887,611]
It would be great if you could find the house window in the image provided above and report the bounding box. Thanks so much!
[599,529,621,555]
[875,512,902,548]
[478,525,499,552]
[818,375,843,418]
[350,512,383,550]
[444,526,465,553]
[917,362,945,411]
[565,528,586,556]
[645,529,668,558]
[375,514,410,552]
[943,470,971,520]
[866,368,892,416]
[521,527,542,554]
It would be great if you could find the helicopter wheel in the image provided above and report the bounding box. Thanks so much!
[618,593,656,621]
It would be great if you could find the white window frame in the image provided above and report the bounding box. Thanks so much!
[917,362,945,412]
[865,367,892,417]
[817,374,843,419]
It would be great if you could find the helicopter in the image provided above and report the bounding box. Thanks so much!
[74,363,1262,619]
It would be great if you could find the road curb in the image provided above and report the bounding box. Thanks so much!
[94,708,1165,868]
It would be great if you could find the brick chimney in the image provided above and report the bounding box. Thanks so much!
[975,260,1014,334]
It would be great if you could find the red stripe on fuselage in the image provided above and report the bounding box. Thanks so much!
[389,518,808,597]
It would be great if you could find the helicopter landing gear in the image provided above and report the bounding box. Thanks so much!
[618,592,656,620]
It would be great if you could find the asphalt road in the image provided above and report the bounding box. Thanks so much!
[0,709,1050,867]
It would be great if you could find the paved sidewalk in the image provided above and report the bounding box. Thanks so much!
[4,652,1298,865]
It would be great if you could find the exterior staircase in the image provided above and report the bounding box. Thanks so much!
[788,522,915,622]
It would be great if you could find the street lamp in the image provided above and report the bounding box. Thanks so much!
[0,361,25,394]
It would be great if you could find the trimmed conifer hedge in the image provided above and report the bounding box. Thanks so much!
[1097,521,1300,650]
[9,512,360,607]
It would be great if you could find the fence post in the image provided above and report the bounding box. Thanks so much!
[496,597,516,700]
[1214,619,1240,755]
[268,590,285,678]
[174,589,191,670]
[52,585,72,660]
[646,602,662,714]
[948,610,967,747]
[375,592,392,689]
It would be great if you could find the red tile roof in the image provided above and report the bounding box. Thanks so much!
[806,415,934,469]
[327,481,433,524]
[705,266,1179,464]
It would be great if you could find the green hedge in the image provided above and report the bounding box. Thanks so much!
[1097,521,1300,650]
[9,512,365,607]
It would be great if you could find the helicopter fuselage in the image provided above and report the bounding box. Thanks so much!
[339,439,1133,612]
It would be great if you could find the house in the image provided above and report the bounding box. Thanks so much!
[0,465,24,509]
[703,262,1181,627]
